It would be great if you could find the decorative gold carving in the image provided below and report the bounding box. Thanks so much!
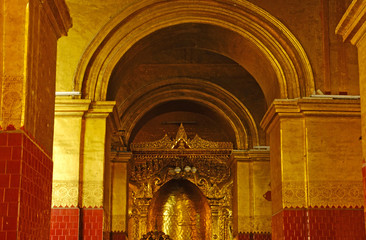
[1,75,24,127]
[309,181,363,207]
[81,181,103,207]
[130,156,232,188]
[112,215,126,232]
[282,181,307,208]
[282,181,364,208]
[131,123,233,150]
[131,134,173,150]
[128,125,233,240]
[52,180,78,207]
[140,231,171,240]
[189,134,233,149]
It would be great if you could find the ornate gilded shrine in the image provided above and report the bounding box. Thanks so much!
[128,124,234,240]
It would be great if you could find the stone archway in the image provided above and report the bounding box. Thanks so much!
[75,0,314,103]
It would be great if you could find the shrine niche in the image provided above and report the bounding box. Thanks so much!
[128,124,234,240]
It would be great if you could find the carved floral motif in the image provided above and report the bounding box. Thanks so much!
[52,180,78,207]
[283,181,363,208]
[81,181,104,208]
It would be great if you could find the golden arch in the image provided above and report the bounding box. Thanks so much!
[75,0,314,102]
[119,78,258,150]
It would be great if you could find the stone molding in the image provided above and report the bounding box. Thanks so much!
[54,99,91,117]
[336,0,366,45]
[39,0,72,38]
[261,98,361,133]
[84,101,116,118]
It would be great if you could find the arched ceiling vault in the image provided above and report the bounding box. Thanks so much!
[76,0,314,103]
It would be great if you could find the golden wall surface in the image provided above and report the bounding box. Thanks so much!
[52,100,115,208]
[246,0,357,94]
[56,0,134,92]
[1,0,71,154]
[81,101,115,208]
[52,99,90,207]
[110,158,129,232]
[233,151,271,233]
[261,99,363,211]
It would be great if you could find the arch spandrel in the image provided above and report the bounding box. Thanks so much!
[75,0,314,103]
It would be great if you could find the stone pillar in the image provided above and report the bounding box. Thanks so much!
[50,99,91,240]
[110,152,131,239]
[0,1,71,239]
[261,98,365,239]
[337,1,366,231]
[81,101,115,240]
[232,150,271,239]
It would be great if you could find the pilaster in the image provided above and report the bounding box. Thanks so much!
[261,98,365,239]
[82,101,115,208]
[232,150,271,237]
[81,101,115,240]
[110,152,131,237]
[337,3,366,232]
[52,99,91,207]
[50,99,91,240]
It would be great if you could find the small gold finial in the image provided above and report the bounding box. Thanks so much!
[175,123,188,141]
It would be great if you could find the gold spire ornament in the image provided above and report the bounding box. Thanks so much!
[130,123,233,150]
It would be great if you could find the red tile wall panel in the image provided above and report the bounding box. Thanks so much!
[272,207,366,239]
[50,208,80,240]
[236,232,271,240]
[81,208,104,240]
[272,210,284,239]
[308,207,366,240]
[0,130,53,240]
[110,232,127,240]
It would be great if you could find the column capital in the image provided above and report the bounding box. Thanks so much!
[261,98,360,133]
[84,101,116,118]
[55,99,91,117]
[336,0,366,45]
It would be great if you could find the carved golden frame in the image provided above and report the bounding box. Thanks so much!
[128,124,234,240]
